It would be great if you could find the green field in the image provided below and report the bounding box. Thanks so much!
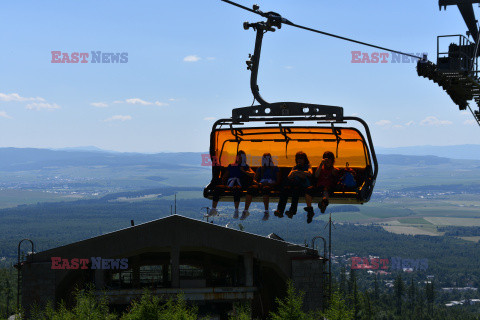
[382,225,441,236]
[397,217,433,224]
[460,236,480,242]
[424,217,480,226]
[0,189,83,209]
[161,190,204,200]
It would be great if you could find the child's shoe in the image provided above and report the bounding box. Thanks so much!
[304,206,315,223]
[233,209,239,219]
[318,198,329,214]
[262,210,269,221]
[285,208,297,219]
[240,210,250,220]
[207,208,218,217]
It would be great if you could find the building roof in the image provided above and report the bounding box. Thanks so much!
[27,215,320,276]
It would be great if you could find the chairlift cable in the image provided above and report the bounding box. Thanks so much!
[221,0,423,61]
[467,103,480,126]
[285,21,423,61]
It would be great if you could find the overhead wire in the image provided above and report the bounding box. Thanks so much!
[285,21,423,61]
[221,0,424,61]
[222,0,480,127]
[467,103,480,126]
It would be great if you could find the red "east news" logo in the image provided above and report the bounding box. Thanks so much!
[351,257,389,270]
[51,257,128,270]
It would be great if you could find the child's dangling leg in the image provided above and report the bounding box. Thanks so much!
[319,189,330,214]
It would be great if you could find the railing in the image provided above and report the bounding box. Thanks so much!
[437,34,478,76]
[17,239,34,308]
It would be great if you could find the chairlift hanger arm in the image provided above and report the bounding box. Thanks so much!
[246,21,269,106]
[222,0,425,112]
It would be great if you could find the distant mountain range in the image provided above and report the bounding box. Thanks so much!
[53,146,113,152]
[53,144,480,160]
[0,145,478,172]
[0,147,203,172]
[376,144,480,160]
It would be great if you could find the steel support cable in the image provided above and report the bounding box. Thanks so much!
[221,0,424,61]
[286,21,424,60]
[467,103,480,126]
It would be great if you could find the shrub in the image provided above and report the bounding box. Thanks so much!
[121,291,197,320]
[322,290,354,320]
[270,280,316,320]
[228,302,251,320]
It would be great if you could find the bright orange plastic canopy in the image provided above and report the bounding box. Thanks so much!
[212,126,370,169]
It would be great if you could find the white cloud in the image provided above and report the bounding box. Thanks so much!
[125,98,152,105]
[169,98,176,101]
[0,93,60,111]
[113,98,168,107]
[405,120,414,126]
[90,102,108,108]
[26,102,60,111]
[392,124,403,128]
[419,116,452,126]
[105,115,132,122]
[204,117,215,121]
[463,119,477,125]
[0,93,45,102]
[183,55,201,62]
[284,66,294,69]
[375,120,392,126]
[206,57,216,61]
[0,111,12,119]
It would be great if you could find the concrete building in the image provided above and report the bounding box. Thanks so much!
[19,215,326,318]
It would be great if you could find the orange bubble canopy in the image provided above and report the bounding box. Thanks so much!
[212,126,371,169]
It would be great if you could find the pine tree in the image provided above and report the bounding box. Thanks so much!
[322,290,354,320]
[348,269,356,295]
[425,280,435,314]
[353,278,359,320]
[270,281,313,320]
[361,291,373,320]
[407,278,416,310]
[393,274,404,315]
[340,267,347,296]
[373,275,379,300]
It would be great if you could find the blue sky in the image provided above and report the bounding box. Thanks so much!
[0,0,478,152]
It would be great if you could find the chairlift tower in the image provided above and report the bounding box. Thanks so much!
[418,0,480,125]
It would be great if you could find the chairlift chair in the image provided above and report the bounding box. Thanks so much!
[203,4,378,205]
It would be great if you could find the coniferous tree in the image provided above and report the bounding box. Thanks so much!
[415,289,425,320]
[270,281,313,320]
[361,291,373,320]
[340,267,347,296]
[348,269,356,295]
[373,275,379,301]
[353,278,359,320]
[425,281,435,314]
[407,277,416,311]
[394,274,404,315]
[322,290,354,320]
